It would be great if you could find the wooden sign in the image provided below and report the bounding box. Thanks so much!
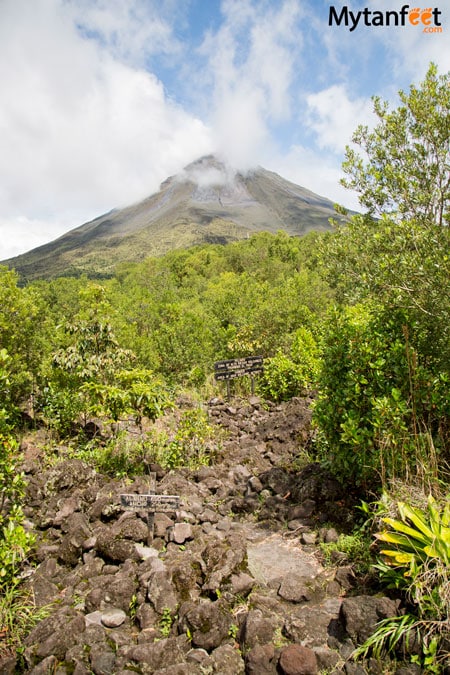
[119,473,180,544]
[214,355,263,399]
[214,356,264,381]
[120,494,180,512]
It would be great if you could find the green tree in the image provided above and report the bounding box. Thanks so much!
[0,266,48,406]
[341,63,449,226]
[39,284,133,433]
[258,326,322,402]
[51,284,134,386]
[316,64,450,488]
[322,64,450,368]
[41,284,172,434]
[0,350,34,588]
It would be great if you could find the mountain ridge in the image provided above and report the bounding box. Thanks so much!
[3,155,340,280]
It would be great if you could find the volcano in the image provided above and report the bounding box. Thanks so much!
[3,155,341,280]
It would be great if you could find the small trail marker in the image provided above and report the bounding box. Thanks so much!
[214,355,264,399]
[120,473,180,544]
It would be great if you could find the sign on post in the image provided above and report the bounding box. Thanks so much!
[214,355,264,399]
[120,473,180,544]
[120,494,180,512]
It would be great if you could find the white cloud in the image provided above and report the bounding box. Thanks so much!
[0,0,212,259]
[200,0,304,169]
[0,215,75,260]
[270,145,361,212]
[306,85,375,153]
[67,0,182,66]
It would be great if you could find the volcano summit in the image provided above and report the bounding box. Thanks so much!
[3,155,340,280]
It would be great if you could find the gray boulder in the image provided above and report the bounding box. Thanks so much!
[178,600,231,651]
[340,595,399,645]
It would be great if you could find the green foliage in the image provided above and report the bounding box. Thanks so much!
[81,369,173,428]
[228,623,239,640]
[354,494,450,671]
[258,327,321,402]
[0,435,26,520]
[0,432,31,579]
[258,352,303,402]
[51,284,134,387]
[38,383,84,437]
[314,298,448,489]
[319,531,373,574]
[341,63,449,226]
[129,594,138,621]
[320,214,450,370]
[163,408,217,470]
[0,514,35,589]
[72,433,149,478]
[376,495,450,569]
[353,613,419,661]
[108,232,332,384]
[0,433,34,589]
[0,585,51,658]
[0,347,36,629]
[0,349,15,433]
[158,607,175,638]
[314,304,405,486]
[315,64,449,493]
[0,266,48,406]
[38,284,172,436]
[148,407,218,470]
[118,369,173,424]
[71,406,219,476]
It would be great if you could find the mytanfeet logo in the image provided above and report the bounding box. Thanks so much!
[329,5,444,32]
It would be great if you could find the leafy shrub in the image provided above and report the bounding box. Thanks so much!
[149,407,218,470]
[258,327,321,402]
[37,384,84,437]
[0,434,35,589]
[258,352,302,402]
[72,433,149,478]
[70,406,219,475]
[168,407,218,469]
[40,284,173,437]
[81,369,173,429]
[0,512,35,589]
[0,267,48,406]
[314,303,447,490]
[0,353,35,589]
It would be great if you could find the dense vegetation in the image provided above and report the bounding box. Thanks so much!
[1,64,449,669]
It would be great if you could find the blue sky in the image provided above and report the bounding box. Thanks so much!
[0,0,448,259]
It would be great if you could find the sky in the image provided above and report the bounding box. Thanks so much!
[1,0,449,260]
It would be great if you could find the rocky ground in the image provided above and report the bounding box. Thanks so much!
[1,396,424,674]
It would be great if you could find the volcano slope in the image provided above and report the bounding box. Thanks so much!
[2,155,340,281]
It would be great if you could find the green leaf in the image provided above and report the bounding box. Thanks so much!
[381,518,429,545]
[380,549,415,564]
[397,502,434,540]
[376,530,423,552]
